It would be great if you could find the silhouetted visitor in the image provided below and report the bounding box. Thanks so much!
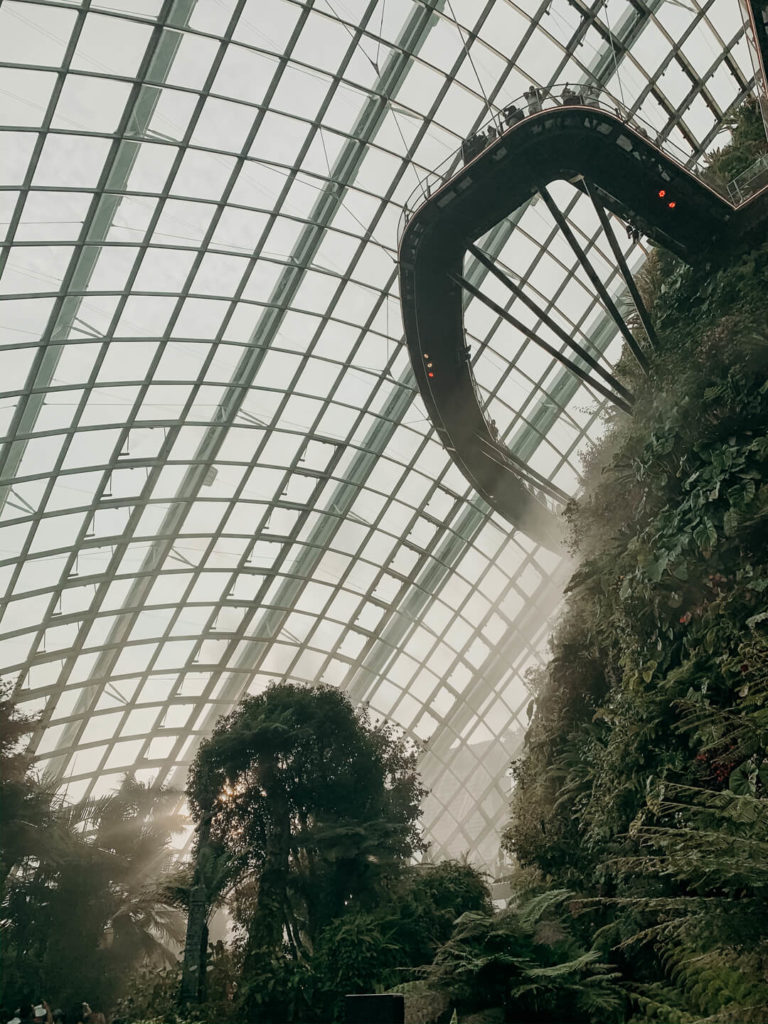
[486,124,498,143]
[461,133,485,164]
[583,84,601,107]
[489,419,499,441]
[525,85,542,114]
[561,84,579,105]
[503,104,524,127]
[81,1005,105,1024]
[8,1000,52,1024]
[11,1003,35,1024]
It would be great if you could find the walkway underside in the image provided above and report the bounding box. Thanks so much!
[399,104,768,549]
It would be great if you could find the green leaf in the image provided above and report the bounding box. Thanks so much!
[729,761,756,796]
[693,518,717,550]
[645,555,668,582]
[642,662,657,683]
[722,506,740,536]
[728,477,756,509]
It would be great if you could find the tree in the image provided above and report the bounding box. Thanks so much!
[90,775,187,969]
[309,859,492,1020]
[183,681,425,1013]
[0,774,186,1013]
[0,686,57,896]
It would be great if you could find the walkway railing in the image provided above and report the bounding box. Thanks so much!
[727,151,768,202]
[398,84,752,240]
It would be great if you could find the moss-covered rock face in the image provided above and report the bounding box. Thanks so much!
[504,105,768,1023]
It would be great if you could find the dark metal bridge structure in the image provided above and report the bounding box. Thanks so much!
[398,80,768,550]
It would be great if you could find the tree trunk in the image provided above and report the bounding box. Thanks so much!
[180,814,212,1005]
[244,762,292,960]
[180,883,208,1004]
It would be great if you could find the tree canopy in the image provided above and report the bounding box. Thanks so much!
[183,681,426,1016]
[0,770,185,1014]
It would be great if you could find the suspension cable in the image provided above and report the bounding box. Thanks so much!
[603,0,627,109]
[445,0,494,121]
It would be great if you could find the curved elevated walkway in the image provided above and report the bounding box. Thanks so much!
[398,95,768,549]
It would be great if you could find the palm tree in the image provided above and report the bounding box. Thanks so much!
[0,690,58,896]
[1,774,187,1012]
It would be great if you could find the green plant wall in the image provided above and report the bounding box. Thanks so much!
[503,104,768,1024]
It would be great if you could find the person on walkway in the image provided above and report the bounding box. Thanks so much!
[583,83,601,107]
[503,104,524,127]
[526,85,543,113]
[461,133,484,163]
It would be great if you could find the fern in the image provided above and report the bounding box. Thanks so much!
[601,784,768,1021]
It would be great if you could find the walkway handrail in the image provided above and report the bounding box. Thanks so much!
[397,84,749,239]
[727,151,768,202]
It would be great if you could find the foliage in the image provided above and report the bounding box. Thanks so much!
[422,884,624,1023]
[704,99,768,186]
[598,784,768,1023]
[310,860,492,1020]
[222,858,490,1024]
[384,980,450,1024]
[188,682,424,943]
[1,773,186,1014]
[112,963,184,1024]
[185,681,427,1020]
[0,685,57,896]
[503,101,768,1023]
[114,942,240,1024]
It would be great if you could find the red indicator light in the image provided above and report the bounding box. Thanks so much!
[658,189,666,198]
[668,201,676,208]
[428,372,435,378]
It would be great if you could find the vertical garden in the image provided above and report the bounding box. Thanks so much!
[504,103,768,1023]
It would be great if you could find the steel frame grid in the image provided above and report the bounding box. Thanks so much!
[0,0,756,867]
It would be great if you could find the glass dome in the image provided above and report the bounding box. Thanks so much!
[0,0,757,869]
